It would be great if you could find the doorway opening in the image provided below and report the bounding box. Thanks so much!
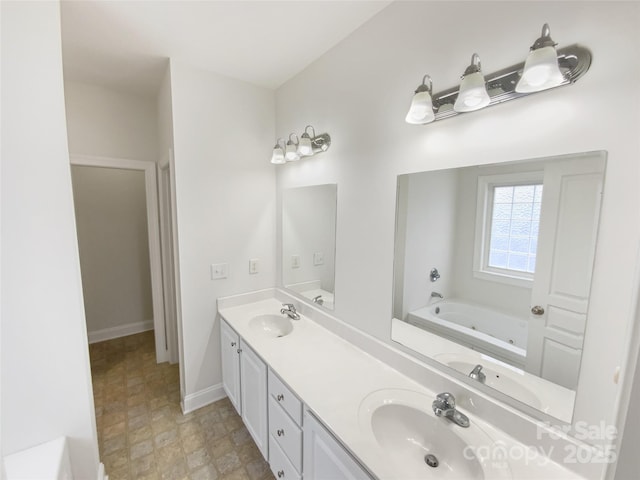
[70,155,176,363]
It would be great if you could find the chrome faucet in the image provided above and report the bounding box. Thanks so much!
[312,295,324,306]
[280,303,300,320]
[431,291,443,299]
[469,364,486,384]
[432,392,469,428]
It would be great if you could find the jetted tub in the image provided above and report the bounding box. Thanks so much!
[407,299,527,368]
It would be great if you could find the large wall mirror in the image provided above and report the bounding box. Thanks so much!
[392,151,606,423]
[282,184,337,310]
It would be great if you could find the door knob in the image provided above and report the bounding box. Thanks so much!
[531,305,545,315]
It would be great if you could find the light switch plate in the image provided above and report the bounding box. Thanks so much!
[249,259,259,274]
[291,254,300,269]
[211,263,228,279]
[313,252,324,266]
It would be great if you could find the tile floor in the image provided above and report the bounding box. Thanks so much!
[90,331,274,480]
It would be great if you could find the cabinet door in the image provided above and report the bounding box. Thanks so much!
[303,411,371,480]
[240,340,269,460]
[220,320,241,415]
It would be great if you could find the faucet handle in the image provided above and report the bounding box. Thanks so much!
[281,303,295,310]
[435,392,456,409]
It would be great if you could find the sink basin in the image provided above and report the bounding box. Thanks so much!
[249,314,293,338]
[359,389,510,479]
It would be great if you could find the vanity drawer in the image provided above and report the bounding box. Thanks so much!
[268,369,302,425]
[269,398,302,471]
[269,435,301,480]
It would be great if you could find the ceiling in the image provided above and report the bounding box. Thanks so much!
[60,0,393,96]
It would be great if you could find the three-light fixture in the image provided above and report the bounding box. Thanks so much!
[271,125,331,165]
[405,23,591,125]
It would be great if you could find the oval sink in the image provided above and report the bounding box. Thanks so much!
[359,389,511,479]
[249,314,293,338]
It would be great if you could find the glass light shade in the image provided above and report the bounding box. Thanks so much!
[285,142,300,161]
[405,91,435,124]
[271,146,285,165]
[297,134,313,156]
[516,45,564,93]
[453,71,490,112]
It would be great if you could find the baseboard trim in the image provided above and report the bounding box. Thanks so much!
[181,383,226,414]
[98,462,108,480]
[88,320,154,344]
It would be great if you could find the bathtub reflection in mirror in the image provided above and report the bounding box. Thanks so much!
[282,184,337,310]
[392,151,606,423]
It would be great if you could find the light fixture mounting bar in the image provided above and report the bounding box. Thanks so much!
[311,133,331,154]
[430,45,591,122]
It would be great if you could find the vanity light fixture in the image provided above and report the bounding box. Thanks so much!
[270,138,286,165]
[405,75,435,124]
[453,54,491,113]
[297,126,315,156]
[285,134,300,162]
[270,125,331,165]
[405,23,591,125]
[516,23,565,93]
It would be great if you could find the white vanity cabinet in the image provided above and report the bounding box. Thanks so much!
[220,318,372,479]
[220,319,269,459]
[268,370,303,480]
[220,320,242,414]
[303,411,371,480]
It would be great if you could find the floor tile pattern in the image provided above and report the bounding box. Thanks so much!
[90,331,273,480]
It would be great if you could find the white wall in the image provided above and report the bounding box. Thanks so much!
[169,60,276,407]
[1,2,100,478]
[64,81,158,162]
[276,0,640,467]
[398,170,458,317]
[71,166,153,338]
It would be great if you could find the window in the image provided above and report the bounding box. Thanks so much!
[474,172,544,286]
[488,184,543,273]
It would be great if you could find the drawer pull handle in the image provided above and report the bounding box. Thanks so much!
[277,471,285,478]
[277,394,284,401]
[277,429,284,437]
[231,341,236,347]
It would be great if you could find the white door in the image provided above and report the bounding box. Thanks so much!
[303,410,371,480]
[240,340,268,459]
[220,320,241,414]
[526,152,605,389]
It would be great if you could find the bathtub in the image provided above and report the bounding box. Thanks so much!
[406,299,527,368]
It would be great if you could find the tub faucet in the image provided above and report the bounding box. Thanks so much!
[432,392,470,428]
[280,303,300,320]
[431,292,443,299]
[469,364,486,384]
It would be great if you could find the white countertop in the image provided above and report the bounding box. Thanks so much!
[219,297,583,480]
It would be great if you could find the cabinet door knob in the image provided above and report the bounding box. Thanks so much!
[277,394,284,401]
[237,348,242,354]
[531,305,545,316]
[277,471,285,478]
[231,342,236,347]
[277,429,284,437]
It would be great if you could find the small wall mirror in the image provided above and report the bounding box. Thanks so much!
[392,151,606,423]
[282,184,337,310]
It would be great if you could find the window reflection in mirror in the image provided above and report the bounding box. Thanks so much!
[282,184,337,310]
[392,151,606,423]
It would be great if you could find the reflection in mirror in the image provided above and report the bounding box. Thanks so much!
[392,151,606,423]
[282,184,337,310]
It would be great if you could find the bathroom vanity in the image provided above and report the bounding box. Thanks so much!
[218,290,590,480]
